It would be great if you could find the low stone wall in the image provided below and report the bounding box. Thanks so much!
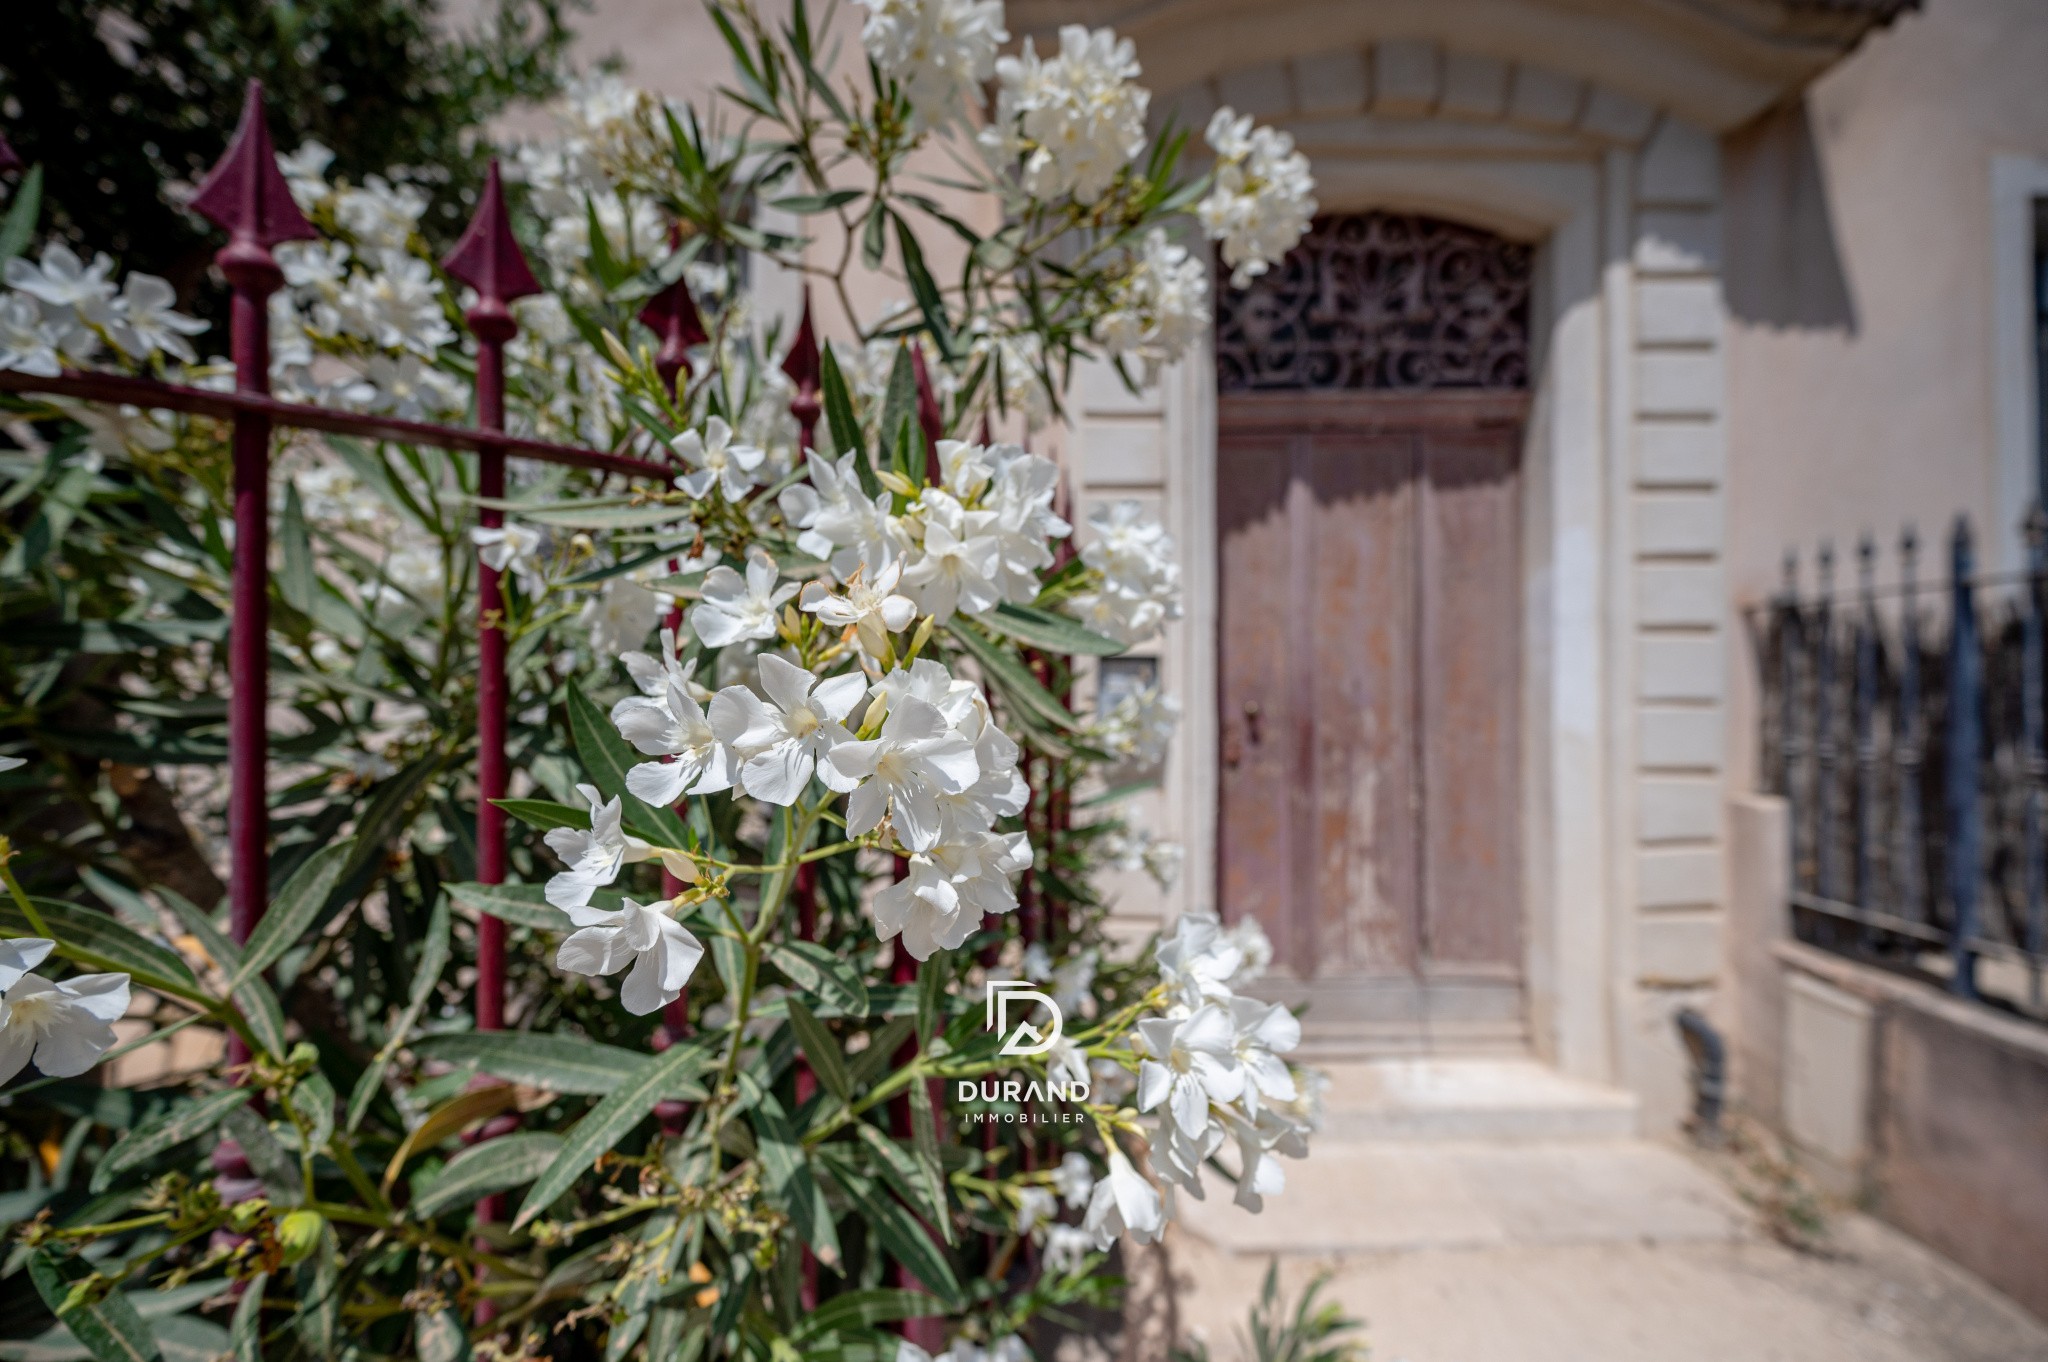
[1725,794,2048,1322]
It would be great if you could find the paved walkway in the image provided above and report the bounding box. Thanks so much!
[1166,1137,2048,1362]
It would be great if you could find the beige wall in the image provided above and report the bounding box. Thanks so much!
[1723,0,2048,792]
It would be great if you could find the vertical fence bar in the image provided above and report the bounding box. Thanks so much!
[2024,505,2047,1010]
[1946,517,1983,998]
[186,82,319,1037]
[1854,535,1879,939]
[443,161,543,1035]
[1896,526,1926,923]
[1814,542,1839,907]
[1779,552,1803,896]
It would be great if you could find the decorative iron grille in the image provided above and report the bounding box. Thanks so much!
[1214,211,1533,393]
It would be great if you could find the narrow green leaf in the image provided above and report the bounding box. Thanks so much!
[741,1075,840,1265]
[92,1090,250,1194]
[878,344,918,477]
[237,839,354,984]
[28,1249,161,1362]
[412,1133,564,1218]
[853,1123,947,1237]
[514,1037,720,1228]
[0,897,195,995]
[947,622,1076,730]
[892,214,954,358]
[159,892,288,1060]
[412,1031,704,1099]
[0,165,45,263]
[279,485,316,615]
[414,1308,469,1362]
[984,601,1127,656]
[287,1071,336,1157]
[489,798,589,835]
[860,200,887,270]
[347,892,451,1132]
[447,879,604,932]
[229,1272,264,1362]
[785,999,853,1103]
[769,189,863,214]
[790,1289,944,1343]
[566,681,691,847]
[836,1174,960,1308]
[907,1077,952,1245]
[766,940,869,1017]
[819,346,882,498]
[220,1105,302,1207]
[8,618,229,651]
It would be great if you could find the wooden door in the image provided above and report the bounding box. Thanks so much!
[1218,392,1524,1047]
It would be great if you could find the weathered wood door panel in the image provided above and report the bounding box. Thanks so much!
[1217,396,1524,1043]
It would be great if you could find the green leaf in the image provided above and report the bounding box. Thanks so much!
[0,898,197,995]
[984,601,1127,656]
[158,892,288,1060]
[741,1076,840,1266]
[790,1290,945,1343]
[490,799,589,835]
[583,195,630,290]
[288,1071,336,1157]
[228,1272,264,1362]
[947,622,1076,731]
[860,199,887,270]
[567,681,691,847]
[220,1105,302,1208]
[892,213,954,359]
[878,344,918,478]
[835,1173,960,1308]
[819,346,881,498]
[784,999,852,1104]
[412,1031,704,1099]
[513,503,689,531]
[447,880,602,932]
[279,484,316,616]
[414,1308,469,1362]
[514,1038,720,1228]
[237,839,354,984]
[769,189,863,214]
[347,892,452,1132]
[766,940,869,1017]
[7,618,228,651]
[92,1091,250,1194]
[28,1249,161,1362]
[0,165,44,264]
[853,1123,947,1239]
[907,1077,952,1245]
[411,1132,564,1218]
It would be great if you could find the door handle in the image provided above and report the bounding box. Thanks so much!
[1243,700,1262,747]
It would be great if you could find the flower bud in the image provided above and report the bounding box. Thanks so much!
[277,1209,325,1265]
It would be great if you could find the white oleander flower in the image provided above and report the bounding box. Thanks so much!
[901,489,1003,622]
[673,416,767,502]
[1155,912,1244,1006]
[0,756,24,773]
[985,26,1149,206]
[799,558,917,660]
[1023,942,1098,1016]
[1087,685,1180,770]
[471,522,547,594]
[1222,914,1274,987]
[1053,1150,1095,1209]
[709,654,866,805]
[334,174,429,250]
[1067,499,1182,645]
[690,548,798,648]
[278,141,336,210]
[555,896,706,1015]
[335,250,456,356]
[855,0,1006,127]
[1083,1149,1165,1247]
[1014,1185,1057,1235]
[582,578,665,657]
[0,939,130,1084]
[5,243,117,311]
[612,652,735,806]
[1095,229,1209,382]
[1042,1223,1097,1275]
[1229,995,1300,1116]
[544,783,657,910]
[981,445,1070,599]
[360,352,465,421]
[780,449,906,576]
[0,294,67,376]
[824,694,980,852]
[95,273,208,363]
[1135,1004,1246,1138]
[1198,107,1318,287]
[279,239,352,295]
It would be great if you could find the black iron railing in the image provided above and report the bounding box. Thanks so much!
[1754,510,2048,1019]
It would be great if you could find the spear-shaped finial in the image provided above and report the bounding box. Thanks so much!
[442,160,543,343]
[639,239,708,398]
[188,81,317,284]
[781,290,822,448]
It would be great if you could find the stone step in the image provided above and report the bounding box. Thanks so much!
[1309,1057,1639,1142]
[1176,1137,1746,1257]
[1292,1018,1530,1061]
